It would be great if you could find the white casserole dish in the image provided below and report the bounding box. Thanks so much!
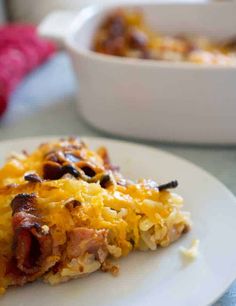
[39,2,236,144]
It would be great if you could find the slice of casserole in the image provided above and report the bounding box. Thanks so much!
[0,138,191,294]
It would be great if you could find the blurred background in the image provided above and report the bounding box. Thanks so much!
[4,0,162,23]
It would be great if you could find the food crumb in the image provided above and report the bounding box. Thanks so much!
[180,239,200,260]
[41,225,50,235]
[101,261,119,276]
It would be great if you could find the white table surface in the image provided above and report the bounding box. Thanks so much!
[0,52,235,305]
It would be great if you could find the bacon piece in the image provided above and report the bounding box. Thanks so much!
[67,227,108,263]
[97,147,119,172]
[11,194,52,275]
[11,193,36,215]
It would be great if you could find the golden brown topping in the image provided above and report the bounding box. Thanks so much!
[80,165,96,178]
[61,164,80,178]
[100,173,113,189]
[42,140,105,182]
[93,9,236,65]
[104,11,125,38]
[43,161,63,180]
[24,173,42,183]
[127,28,148,50]
[65,199,81,210]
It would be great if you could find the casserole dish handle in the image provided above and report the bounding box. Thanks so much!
[38,10,78,47]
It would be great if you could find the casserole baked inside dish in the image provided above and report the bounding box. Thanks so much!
[0,138,191,294]
[93,9,236,65]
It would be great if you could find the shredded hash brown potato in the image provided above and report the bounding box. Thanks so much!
[180,239,200,260]
[0,137,191,294]
[93,9,236,65]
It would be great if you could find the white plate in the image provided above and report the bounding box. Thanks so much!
[1,136,236,306]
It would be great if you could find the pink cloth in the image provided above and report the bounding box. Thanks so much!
[0,24,56,116]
